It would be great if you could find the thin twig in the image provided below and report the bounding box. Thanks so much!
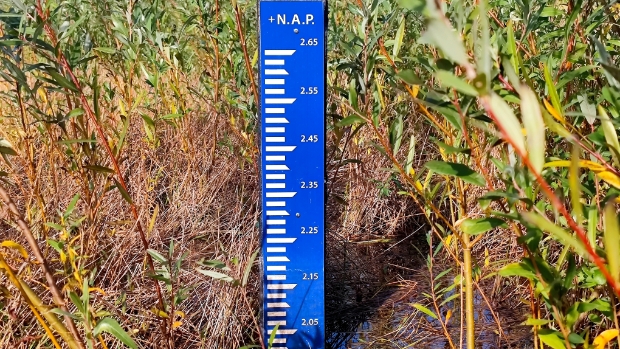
[0,185,86,349]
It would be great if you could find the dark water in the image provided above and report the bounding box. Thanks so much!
[324,238,533,349]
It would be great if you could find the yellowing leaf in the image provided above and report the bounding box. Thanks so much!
[174,310,186,318]
[445,309,452,323]
[119,100,126,116]
[543,99,565,123]
[172,321,183,329]
[544,159,605,172]
[151,308,169,318]
[544,159,620,189]
[597,171,620,189]
[88,287,106,295]
[1,240,29,259]
[592,329,619,349]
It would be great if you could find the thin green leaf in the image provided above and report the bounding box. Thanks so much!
[147,249,168,264]
[598,106,620,168]
[45,68,79,92]
[242,249,259,287]
[267,324,279,349]
[488,93,526,155]
[519,85,545,175]
[577,94,597,125]
[498,262,536,280]
[57,139,97,145]
[63,108,84,122]
[410,303,437,319]
[522,212,587,257]
[199,260,230,270]
[11,0,27,12]
[543,64,563,119]
[397,70,422,85]
[92,318,138,349]
[392,16,405,58]
[389,115,404,154]
[569,146,583,223]
[93,47,117,54]
[336,114,365,127]
[604,201,620,283]
[424,160,486,187]
[196,269,234,282]
[65,193,80,217]
[349,79,358,111]
[45,223,64,231]
[405,135,416,175]
[0,139,17,156]
[461,217,507,235]
[420,19,470,70]
[435,71,478,96]
[538,329,568,349]
[113,179,133,205]
[506,21,519,76]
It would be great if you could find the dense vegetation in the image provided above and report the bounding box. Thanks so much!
[0,0,619,348]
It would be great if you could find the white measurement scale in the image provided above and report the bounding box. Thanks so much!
[259,0,326,347]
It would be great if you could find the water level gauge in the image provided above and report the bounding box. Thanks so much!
[259,0,326,347]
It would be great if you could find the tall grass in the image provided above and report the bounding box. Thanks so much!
[0,0,619,348]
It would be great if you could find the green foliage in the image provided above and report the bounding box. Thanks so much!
[1,0,619,346]
[327,0,620,346]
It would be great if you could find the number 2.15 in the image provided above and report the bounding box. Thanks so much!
[303,273,319,280]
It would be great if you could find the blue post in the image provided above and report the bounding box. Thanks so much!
[259,0,326,347]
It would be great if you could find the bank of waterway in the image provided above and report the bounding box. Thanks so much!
[324,236,533,349]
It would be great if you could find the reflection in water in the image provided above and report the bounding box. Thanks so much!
[334,288,534,349]
[325,237,533,349]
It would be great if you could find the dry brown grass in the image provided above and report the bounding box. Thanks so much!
[0,66,431,348]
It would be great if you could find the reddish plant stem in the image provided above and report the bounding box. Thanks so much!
[481,96,620,296]
[34,1,171,345]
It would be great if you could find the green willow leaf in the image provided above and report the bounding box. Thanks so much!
[488,93,526,155]
[435,71,478,96]
[45,68,79,92]
[522,212,587,257]
[538,329,568,349]
[424,160,486,187]
[520,85,545,174]
[410,303,437,319]
[196,269,234,282]
[420,19,470,69]
[604,201,620,283]
[461,217,507,235]
[92,318,138,349]
[397,70,422,85]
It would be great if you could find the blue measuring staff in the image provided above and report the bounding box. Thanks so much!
[259,0,327,347]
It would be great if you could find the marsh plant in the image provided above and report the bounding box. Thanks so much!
[0,0,619,348]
